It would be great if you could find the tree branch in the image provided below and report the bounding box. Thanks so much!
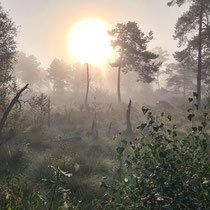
[0,84,29,142]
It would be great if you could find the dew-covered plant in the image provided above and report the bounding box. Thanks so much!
[0,166,78,209]
[96,93,210,209]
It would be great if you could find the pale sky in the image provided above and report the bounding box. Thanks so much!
[1,0,188,68]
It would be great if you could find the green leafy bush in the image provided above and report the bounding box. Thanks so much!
[97,95,210,209]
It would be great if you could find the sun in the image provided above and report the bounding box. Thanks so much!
[69,19,113,65]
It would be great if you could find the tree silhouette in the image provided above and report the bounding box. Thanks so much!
[168,0,210,105]
[48,58,71,97]
[14,52,46,91]
[0,4,17,113]
[166,63,196,97]
[108,21,160,103]
[151,47,169,90]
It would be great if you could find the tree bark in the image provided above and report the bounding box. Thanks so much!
[157,72,161,90]
[117,66,121,104]
[85,63,90,109]
[107,122,112,137]
[48,96,51,128]
[0,84,29,140]
[197,0,203,106]
[126,99,132,133]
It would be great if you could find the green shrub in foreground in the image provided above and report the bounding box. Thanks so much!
[96,95,210,209]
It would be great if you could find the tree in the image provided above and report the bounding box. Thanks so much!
[14,52,46,91]
[166,62,196,97]
[168,0,210,105]
[48,58,71,97]
[0,84,28,140]
[28,93,48,128]
[0,4,17,113]
[151,47,169,90]
[108,21,160,103]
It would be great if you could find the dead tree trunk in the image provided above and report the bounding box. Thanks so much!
[0,84,29,141]
[91,119,96,135]
[107,122,112,137]
[197,0,203,106]
[47,96,51,128]
[85,63,90,110]
[117,66,121,104]
[126,99,132,133]
[91,119,99,140]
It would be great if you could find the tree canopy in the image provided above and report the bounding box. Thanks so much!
[108,21,160,83]
[168,0,210,104]
[0,4,17,113]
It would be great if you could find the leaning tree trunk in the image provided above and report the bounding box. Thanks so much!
[117,66,121,104]
[126,99,132,133]
[197,0,203,107]
[0,84,29,141]
[85,63,90,110]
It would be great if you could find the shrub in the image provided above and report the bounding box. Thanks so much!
[96,94,210,209]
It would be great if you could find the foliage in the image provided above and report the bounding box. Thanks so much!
[48,58,72,96]
[166,62,196,96]
[108,21,160,83]
[28,93,49,128]
[96,94,210,209]
[41,165,76,210]
[0,176,46,209]
[168,0,210,103]
[14,52,47,91]
[151,47,169,90]
[0,166,77,209]
[0,4,17,114]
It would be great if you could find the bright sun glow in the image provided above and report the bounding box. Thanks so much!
[69,19,113,65]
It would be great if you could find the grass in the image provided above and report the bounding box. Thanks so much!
[0,97,209,208]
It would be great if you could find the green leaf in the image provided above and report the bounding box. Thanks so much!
[121,139,128,146]
[193,92,198,98]
[125,160,132,168]
[203,113,208,118]
[162,204,173,210]
[155,135,163,142]
[198,126,203,132]
[149,120,154,125]
[188,97,193,103]
[137,123,147,130]
[173,131,177,137]
[167,129,172,135]
[192,127,197,133]
[167,115,172,121]
[142,106,149,114]
[148,112,152,116]
[202,121,207,128]
[187,108,192,113]
[153,126,159,132]
[159,123,164,128]
[194,104,198,110]
[188,114,195,121]
[41,178,55,185]
[117,147,124,160]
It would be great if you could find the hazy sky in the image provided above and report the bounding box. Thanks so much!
[1,0,188,68]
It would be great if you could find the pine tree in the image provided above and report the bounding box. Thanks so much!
[168,0,210,105]
[108,21,160,103]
